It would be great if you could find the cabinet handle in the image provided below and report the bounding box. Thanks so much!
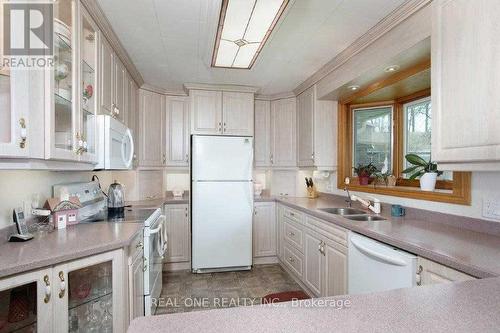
[19,118,27,148]
[185,154,189,163]
[43,275,51,303]
[162,154,166,164]
[311,152,315,161]
[289,212,295,217]
[270,153,274,164]
[58,271,66,299]
[288,257,295,263]
[136,241,144,249]
[288,231,295,237]
[218,122,222,133]
[416,265,423,286]
[223,122,227,132]
[143,256,148,272]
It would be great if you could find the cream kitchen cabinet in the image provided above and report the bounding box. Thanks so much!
[138,89,165,168]
[190,89,254,136]
[253,202,277,259]
[165,96,190,167]
[164,204,191,263]
[0,249,125,333]
[417,257,475,286]
[254,99,272,167]
[113,57,126,124]
[128,233,144,321]
[303,229,323,295]
[296,85,336,169]
[222,92,254,136]
[432,0,500,171]
[99,37,114,116]
[270,97,297,167]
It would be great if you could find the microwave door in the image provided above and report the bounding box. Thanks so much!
[121,128,134,169]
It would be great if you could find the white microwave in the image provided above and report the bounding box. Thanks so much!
[95,115,134,170]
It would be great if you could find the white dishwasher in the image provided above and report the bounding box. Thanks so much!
[348,232,417,295]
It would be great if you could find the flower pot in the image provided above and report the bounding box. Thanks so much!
[420,172,437,191]
[359,175,370,185]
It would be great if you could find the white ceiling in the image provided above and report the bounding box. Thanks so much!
[97,0,406,94]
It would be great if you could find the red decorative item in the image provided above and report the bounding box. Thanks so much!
[83,84,93,99]
[74,281,91,299]
[262,290,310,304]
[8,289,29,323]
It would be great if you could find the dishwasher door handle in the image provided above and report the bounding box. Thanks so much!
[350,237,407,266]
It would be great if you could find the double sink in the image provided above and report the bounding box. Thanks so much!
[318,207,386,221]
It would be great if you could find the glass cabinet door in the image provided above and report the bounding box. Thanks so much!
[0,269,53,333]
[78,7,98,162]
[50,0,77,160]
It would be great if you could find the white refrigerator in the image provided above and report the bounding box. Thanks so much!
[191,135,254,272]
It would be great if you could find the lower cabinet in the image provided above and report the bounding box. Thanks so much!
[164,204,191,263]
[0,249,125,333]
[418,257,475,286]
[128,233,145,321]
[253,202,276,259]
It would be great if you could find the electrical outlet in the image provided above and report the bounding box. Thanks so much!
[482,198,500,220]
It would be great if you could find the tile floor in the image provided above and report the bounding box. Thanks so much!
[155,264,304,314]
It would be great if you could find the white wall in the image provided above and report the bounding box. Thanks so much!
[0,170,113,229]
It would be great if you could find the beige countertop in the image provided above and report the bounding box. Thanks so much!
[127,193,189,208]
[129,277,500,333]
[0,221,143,278]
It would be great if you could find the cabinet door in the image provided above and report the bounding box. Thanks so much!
[165,96,190,167]
[129,251,144,321]
[303,230,323,296]
[79,6,99,163]
[253,202,276,258]
[165,204,191,263]
[314,98,336,169]
[432,0,500,170]
[99,37,113,116]
[52,249,125,333]
[277,205,285,261]
[0,268,53,332]
[114,58,126,123]
[138,90,164,167]
[297,88,314,167]
[418,257,474,286]
[254,100,271,167]
[222,92,254,136]
[322,239,347,296]
[190,90,222,135]
[271,98,296,167]
[128,79,139,166]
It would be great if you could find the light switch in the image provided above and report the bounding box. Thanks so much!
[482,198,500,220]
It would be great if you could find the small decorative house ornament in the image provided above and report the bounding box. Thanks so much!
[44,197,82,229]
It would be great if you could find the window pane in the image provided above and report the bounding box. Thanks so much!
[353,106,392,173]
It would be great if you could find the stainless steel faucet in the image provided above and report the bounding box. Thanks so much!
[344,177,352,207]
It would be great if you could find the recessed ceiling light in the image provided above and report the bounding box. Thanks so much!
[212,0,289,69]
[384,65,400,73]
[348,85,360,91]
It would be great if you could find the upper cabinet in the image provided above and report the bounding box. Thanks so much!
[113,57,126,124]
[254,99,271,167]
[270,97,297,167]
[432,0,500,171]
[222,92,254,136]
[138,89,165,168]
[297,85,336,170]
[165,96,190,167]
[99,37,114,116]
[189,88,255,136]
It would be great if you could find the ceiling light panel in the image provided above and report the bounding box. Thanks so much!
[212,0,289,69]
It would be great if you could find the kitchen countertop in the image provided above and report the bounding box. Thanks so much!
[127,193,190,208]
[128,276,500,333]
[255,194,500,278]
[0,220,144,279]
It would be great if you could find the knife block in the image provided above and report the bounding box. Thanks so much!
[307,186,318,199]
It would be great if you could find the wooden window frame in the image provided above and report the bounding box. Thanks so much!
[337,62,471,205]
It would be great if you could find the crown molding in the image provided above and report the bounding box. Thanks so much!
[293,0,432,96]
[255,91,296,101]
[183,83,260,94]
[81,0,144,87]
[140,84,187,96]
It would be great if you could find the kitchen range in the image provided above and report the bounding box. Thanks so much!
[1,0,500,332]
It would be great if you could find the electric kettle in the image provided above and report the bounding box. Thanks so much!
[107,180,125,217]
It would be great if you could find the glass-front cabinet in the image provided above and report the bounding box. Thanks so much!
[0,250,124,333]
[47,0,98,163]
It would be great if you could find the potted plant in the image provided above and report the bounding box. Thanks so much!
[353,163,378,185]
[402,154,443,191]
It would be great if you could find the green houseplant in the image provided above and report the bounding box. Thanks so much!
[402,154,443,191]
[353,163,378,185]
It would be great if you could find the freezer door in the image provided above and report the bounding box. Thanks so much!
[192,136,253,181]
[192,181,253,270]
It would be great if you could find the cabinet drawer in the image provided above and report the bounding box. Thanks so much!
[305,216,348,247]
[283,206,303,224]
[283,219,304,252]
[283,244,304,278]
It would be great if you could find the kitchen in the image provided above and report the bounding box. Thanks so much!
[1,0,500,332]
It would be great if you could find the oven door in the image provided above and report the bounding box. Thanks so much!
[144,214,166,315]
[107,117,134,170]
